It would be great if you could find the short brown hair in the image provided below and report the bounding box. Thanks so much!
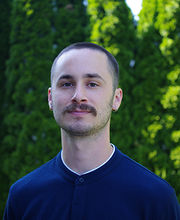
[51,42,119,89]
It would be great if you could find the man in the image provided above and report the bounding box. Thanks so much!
[4,42,180,219]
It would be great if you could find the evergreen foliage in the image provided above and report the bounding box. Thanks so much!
[0,0,11,217]
[136,0,180,200]
[3,0,56,182]
[87,0,137,155]
[52,0,88,54]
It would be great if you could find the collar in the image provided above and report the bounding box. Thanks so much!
[61,144,115,176]
[55,144,121,184]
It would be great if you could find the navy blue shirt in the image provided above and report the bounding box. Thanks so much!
[4,147,180,219]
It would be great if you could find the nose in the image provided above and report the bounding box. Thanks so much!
[71,85,87,103]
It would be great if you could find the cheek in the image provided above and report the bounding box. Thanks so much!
[95,90,113,104]
[52,92,70,107]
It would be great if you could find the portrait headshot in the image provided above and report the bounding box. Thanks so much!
[4,42,180,220]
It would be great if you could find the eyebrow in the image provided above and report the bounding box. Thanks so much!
[57,73,105,82]
[84,73,105,82]
[57,74,73,80]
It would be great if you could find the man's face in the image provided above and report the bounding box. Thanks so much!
[48,48,122,136]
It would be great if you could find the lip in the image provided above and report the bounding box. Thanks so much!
[69,111,90,116]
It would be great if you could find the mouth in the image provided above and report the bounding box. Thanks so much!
[68,109,90,116]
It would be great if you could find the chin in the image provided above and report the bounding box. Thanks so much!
[62,124,95,137]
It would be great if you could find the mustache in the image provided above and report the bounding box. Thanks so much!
[63,103,97,116]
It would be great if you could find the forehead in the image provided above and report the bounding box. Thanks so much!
[52,48,112,80]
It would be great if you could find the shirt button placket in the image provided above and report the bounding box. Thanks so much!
[71,177,85,220]
[78,177,84,183]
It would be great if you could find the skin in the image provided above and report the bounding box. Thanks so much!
[48,48,123,174]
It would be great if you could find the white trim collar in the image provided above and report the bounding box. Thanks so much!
[61,144,115,176]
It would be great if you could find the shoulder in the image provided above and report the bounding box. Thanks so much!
[115,148,178,201]
[9,155,59,197]
[4,155,61,219]
[113,148,180,218]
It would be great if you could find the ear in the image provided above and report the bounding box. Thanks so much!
[112,88,123,112]
[48,87,53,110]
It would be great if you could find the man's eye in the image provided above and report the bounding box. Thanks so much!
[88,82,98,87]
[62,82,73,87]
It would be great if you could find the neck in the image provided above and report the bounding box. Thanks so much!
[61,126,113,175]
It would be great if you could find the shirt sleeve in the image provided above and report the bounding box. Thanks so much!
[158,188,180,220]
[3,188,16,220]
[172,192,180,220]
